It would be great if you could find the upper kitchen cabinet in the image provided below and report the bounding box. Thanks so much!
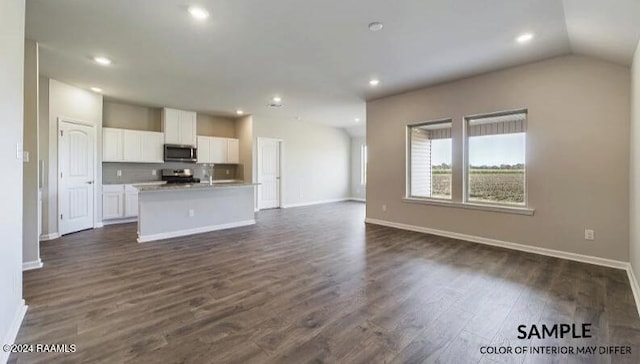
[141,132,164,162]
[103,127,164,163]
[162,108,197,146]
[227,138,239,164]
[103,128,124,161]
[197,136,240,164]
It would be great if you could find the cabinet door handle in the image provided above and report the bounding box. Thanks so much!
[86,181,94,185]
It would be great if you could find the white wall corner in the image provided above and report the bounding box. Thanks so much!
[22,259,43,271]
[0,301,27,364]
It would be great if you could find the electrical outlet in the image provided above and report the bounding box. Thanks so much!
[188,209,195,217]
[23,151,29,163]
[117,170,122,177]
[226,169,230,175]
[151,170,157,176]
[382,204,387,212]
[585,229,595,241]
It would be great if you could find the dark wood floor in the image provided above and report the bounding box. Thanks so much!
[10,202,640,363]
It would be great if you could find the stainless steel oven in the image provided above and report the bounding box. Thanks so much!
[164,144,197,163]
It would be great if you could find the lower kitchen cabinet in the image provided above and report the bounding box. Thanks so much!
[103,184,139,221]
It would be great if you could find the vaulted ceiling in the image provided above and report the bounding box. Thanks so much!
[26,0,640,136]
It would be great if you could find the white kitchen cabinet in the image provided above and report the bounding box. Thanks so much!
[123,130,143,161]
[210,137,228,164]
[196,136,240,164]
[180,111,197,146]
[103,184,140,220]
[141,132,164,163]
[103,128,124,162]
[197,136,211,164]
[227,138,240,164]
[162,108,197,146]
[103,128,164,163]
[124,185,139,217]
[103,184,124,219]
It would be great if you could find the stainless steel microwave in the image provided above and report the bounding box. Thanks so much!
[164,144,197,163]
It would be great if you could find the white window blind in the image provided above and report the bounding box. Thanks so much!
[467,112,526,137]
[409,121,452,198]
[410,128,432,197]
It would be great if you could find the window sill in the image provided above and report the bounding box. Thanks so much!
[402,197,535,216]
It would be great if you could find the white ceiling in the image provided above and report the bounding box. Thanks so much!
[26,0,640,136]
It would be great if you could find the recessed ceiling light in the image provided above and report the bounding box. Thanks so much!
[355,118,361,123]
[236,109,244,115]
[272,96,282,103]
[516,33,534,44]
[369,79,380,87]
[368,22,384,32]
[90,87,102,93]
[188,6,209,20]
[93,56,112,66]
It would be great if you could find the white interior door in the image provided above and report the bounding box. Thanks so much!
[258,138,281,209]
[59,121,95,235]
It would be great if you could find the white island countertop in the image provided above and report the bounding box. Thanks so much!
[135,182,257,193]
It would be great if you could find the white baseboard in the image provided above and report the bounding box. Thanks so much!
[22,259,43,271]
[349,198,366,202]
[364,218,628,270]
[627,265,640,317]
[39,232,59,241]
[282,198,350,209]
[137,219,256,243]
[95,222,104,228]
[0,301,27,364]
[102,218,137,226]
[366,217,640,316]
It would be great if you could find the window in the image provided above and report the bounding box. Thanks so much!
[465,111,526,206]
[360,144,367,185]
[408,120,452,199]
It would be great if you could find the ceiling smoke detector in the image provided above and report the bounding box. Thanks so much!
[368,22,384,32]
[269,96,283,107]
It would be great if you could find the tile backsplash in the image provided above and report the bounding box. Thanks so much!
[103,162,240,184]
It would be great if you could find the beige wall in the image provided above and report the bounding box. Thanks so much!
[367,55,630,261]
[631,41,640,273]
[103,100,161,131]
[197,113,236,138]
[253,116,351,206]
[41,79,103,236]
[23,39,40,265]
[0,0,25,355]
[351,136,366,200]
[235,115,253,182]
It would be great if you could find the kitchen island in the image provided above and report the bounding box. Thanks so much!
[135,182,256,243]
